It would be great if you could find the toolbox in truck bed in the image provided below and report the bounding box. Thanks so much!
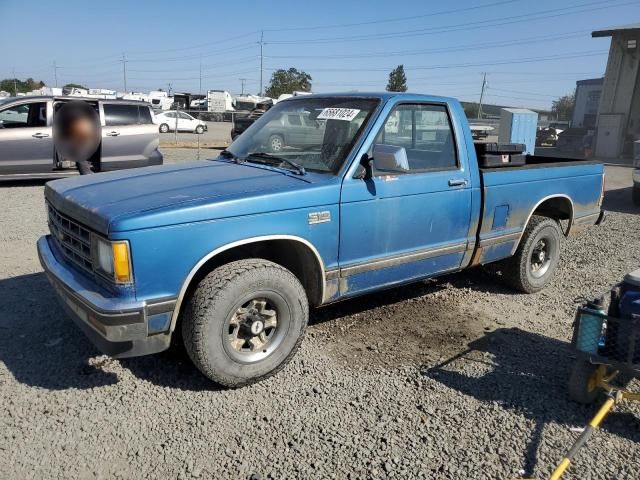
[474,143,526,168]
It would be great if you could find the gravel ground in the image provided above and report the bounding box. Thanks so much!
[1,157,640,479]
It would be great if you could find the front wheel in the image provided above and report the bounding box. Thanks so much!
[195,125,205,134]
[182,259,309,387]
[500,215,563,293]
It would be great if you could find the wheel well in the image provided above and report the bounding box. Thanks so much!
[530,196,573,235]
[183,239,324,311]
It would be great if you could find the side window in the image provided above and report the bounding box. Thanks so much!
[164,112,176,118]
[178,112,192,120]
[138,106,153,124]
[374,104,457,174]
[287,114,302,126]
[0,102,47,128]
[104,104,140,126]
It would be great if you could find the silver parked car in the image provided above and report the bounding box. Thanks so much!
[0,96,162,180]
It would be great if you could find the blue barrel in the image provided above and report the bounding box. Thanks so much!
[610,269,640,363]
[619,269,640,318]
[576,298,605,354]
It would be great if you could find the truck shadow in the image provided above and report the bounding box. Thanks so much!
[0,272,218,391]
[423,328,640,477]
[0,272,119,390]
[311,267,517,326]
[603,187,640,215]
[0,267,519,391]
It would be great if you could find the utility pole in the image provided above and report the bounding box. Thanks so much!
[199,54,202,95]
[259,30,264,96]
[167,83,173,96]
[12,67,17,96]
[121,53,128,93]
[477,72,487,120]
[53,61,59,87]
[239,78,247,95]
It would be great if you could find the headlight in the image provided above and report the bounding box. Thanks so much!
[93,236,132,284]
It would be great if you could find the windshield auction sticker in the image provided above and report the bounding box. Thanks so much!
[317,108,361,121]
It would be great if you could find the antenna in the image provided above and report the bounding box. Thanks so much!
[478,72,487,120]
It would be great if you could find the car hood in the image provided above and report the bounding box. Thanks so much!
[45,160,338,234]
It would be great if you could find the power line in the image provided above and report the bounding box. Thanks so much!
[266,0,637,44]
[127,56,258,73]
[264,0,524,31]
[265,31,589,60]
[266,50,607,73]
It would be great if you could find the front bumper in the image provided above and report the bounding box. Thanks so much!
[37,235,176,358]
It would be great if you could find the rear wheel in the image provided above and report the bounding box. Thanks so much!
[269,134,284,153]
[633,186,640,206]
[159,123,169,133]
[500,215,563,293]
[181,259,308,388]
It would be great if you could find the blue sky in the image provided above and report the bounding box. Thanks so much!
[1,0,638,109]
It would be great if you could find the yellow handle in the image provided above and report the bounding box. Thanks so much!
[550,458,571,480]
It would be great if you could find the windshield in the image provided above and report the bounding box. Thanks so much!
[227,97,379,174]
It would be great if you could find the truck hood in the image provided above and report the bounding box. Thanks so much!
[45,160,338,234]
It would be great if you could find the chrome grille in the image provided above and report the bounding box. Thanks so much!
[47,203,93,274]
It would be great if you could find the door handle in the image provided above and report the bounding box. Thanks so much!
[448,178,468,187]
[32,132,50,139]
[106,131,120,136]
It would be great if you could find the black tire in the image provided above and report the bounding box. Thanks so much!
[269,134,284,153]
[501,215,563,293]
[568,360,602,405]
[182,259,309,387]
[195,125,205,134]
[159,123,169,133]
[633,187,640,206]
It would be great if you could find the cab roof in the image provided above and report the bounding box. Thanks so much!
[282,91,459,105]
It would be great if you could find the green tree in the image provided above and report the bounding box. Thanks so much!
[462,102,480,119]
[0,77,45,95]
[386,65,407,92]
[264,68,312,98]
[63,83,87,90]
[551,91,575,121]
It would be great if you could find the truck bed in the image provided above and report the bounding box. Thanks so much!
[473,156,604,266]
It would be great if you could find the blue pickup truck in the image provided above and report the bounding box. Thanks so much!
[38,93,605,386]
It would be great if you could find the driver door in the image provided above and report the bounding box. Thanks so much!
[338,102,472,296]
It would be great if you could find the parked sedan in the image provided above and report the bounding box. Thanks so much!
[154,111,207,134]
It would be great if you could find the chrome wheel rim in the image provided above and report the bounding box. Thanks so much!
[223,296,286,363]
[530,238,552,278]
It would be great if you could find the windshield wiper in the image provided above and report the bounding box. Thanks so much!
[245,152,306,175]
[219,149,243,163]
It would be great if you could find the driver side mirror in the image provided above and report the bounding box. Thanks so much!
[372,144,409,172]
